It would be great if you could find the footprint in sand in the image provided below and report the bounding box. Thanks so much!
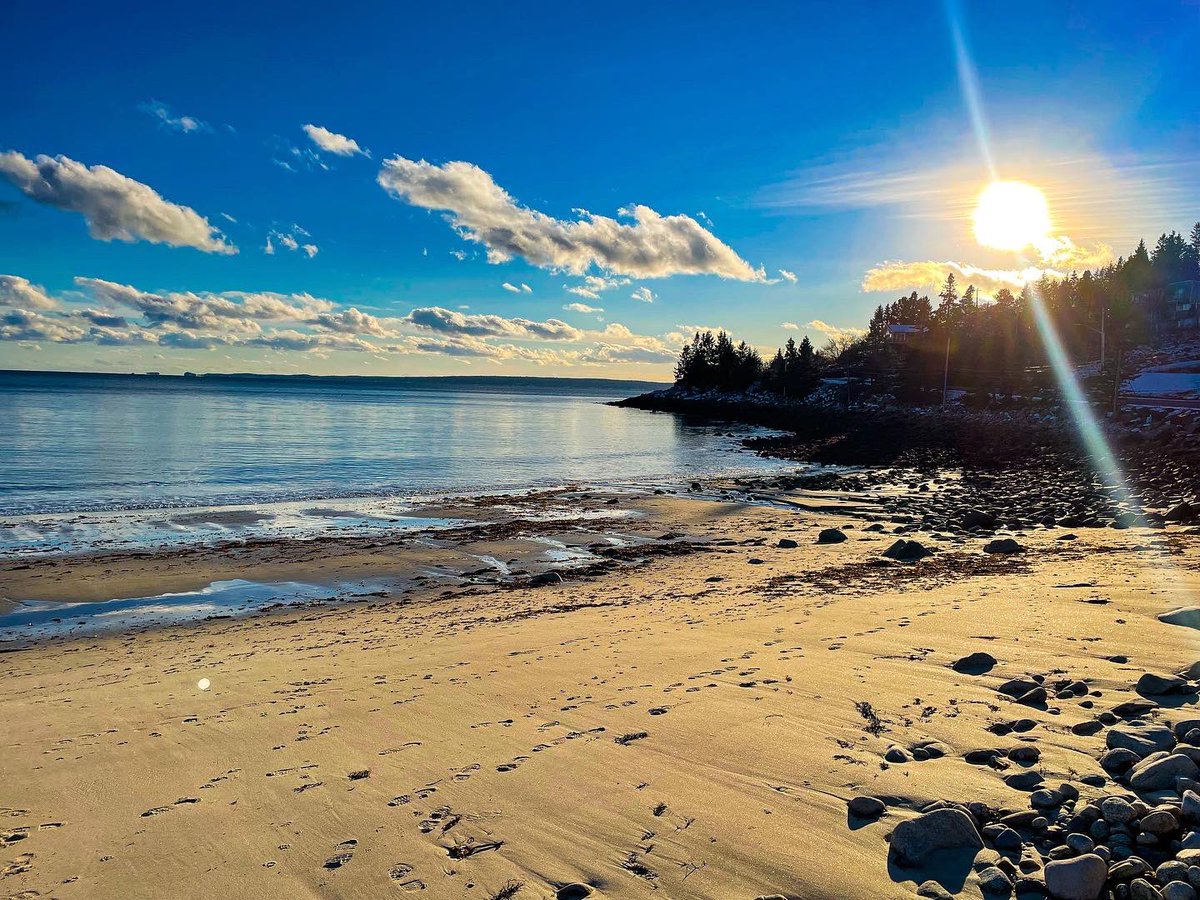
[452,764,481,781]
[389,863,427,891]
[323,839,357,869]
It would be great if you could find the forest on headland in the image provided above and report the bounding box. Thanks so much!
[673,224,1200,405]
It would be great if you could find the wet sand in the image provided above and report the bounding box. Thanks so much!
[1,488,1198,899]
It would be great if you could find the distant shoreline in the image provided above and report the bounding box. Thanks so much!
[0,367,671,388]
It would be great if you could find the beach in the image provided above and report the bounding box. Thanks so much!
[3,478,1198,899]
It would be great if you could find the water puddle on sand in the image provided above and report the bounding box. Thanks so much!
[0,578,404,642]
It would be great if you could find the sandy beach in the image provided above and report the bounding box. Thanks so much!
[2,482,1198,899]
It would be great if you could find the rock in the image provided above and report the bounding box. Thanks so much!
[994,827,1023,850]
[816,528,847,544]
[1183,791,1200,822]
[1007,771,1046,791]
[1108,724,1177,757]
[882,539,932,562]
[977,865,1013,894]
[1102,748,1144,774]
[1000,678,1043,698]
[963,510,999,531]
[1130,878,1164,900]
[888,808,984,867]
[777,538,798,549]
[1110,858,1154,881]
[1044,853,1108,900]
[1141,810,1179,835]
[984,538,1025,554]
[1114,701,1159,719]
[1010,746,1041,764]
[1138,673,1195,696]
[1031,789,1064,808]
[1176,721,1200,740]
[1101,797,1138,824]
[917,881,956,899]
[557,886,594,900]
[529,571,564,586]
[885,746,910,763]
[953,651,998,675]
[1066,833,1095,854]
[1163,883,1197,900]
[1130,754,1199,791]
[1159,859,1191,883]
[1161,608,1200,630]
[1018,686,1049,706]
[1166,502,1198,523]
[848,796,886,819]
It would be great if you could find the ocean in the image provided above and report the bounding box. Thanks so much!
[0,370,787,556]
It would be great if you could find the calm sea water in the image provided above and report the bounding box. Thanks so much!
[0,370,783,518]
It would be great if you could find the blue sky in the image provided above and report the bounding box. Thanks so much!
[1,0,1196,377]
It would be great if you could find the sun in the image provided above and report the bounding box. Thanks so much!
[972,180,1051,252]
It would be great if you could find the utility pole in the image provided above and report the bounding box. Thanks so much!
[941,335,951,409]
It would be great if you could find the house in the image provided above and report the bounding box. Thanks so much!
[1167,281,1200,330]
[888,323,920,344]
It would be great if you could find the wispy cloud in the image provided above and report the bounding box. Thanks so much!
[140,101,208,134]
[0,152,236,254]
[631,286,655,303]
[564,302,603,314]
[378,155,766,281]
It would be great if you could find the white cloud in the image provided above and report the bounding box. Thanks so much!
[631,286,655,303]
[265,226,318,259]
[0,152,235,254]
[0,274,58,310]
[520,283,532,293]
[781,321,799,330]
[861,260,1048,296]
[377,155,765,281]
[502,282,521,293]
[564,302,603,314]
[778,268,797,283]
[0,308,85,343]
[404,306,583,341]
[302,124,368,157]
[2,274,683,372]
[806,319,866,343]
[566,275,630,300]
[140,101,207,134]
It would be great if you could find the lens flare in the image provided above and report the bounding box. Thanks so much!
[973,181,1052,252]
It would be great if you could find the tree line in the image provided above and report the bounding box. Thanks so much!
[672,222,1200,405]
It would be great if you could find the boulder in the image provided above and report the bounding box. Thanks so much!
[1160,608,1200,630]
[1138,672,1195,696]
[1108,724,1177,757]
[777,538,798,549]
[984,538,1025,555]
[882,539,932,562]
[816,528,847,545]
[529,571,564,587]
[1129,754,1199,791]
[848,796,886,819]
[962,510,999,531]
[888,808,984,868]
[1044,853,1108,900]
[953,652,998,675]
